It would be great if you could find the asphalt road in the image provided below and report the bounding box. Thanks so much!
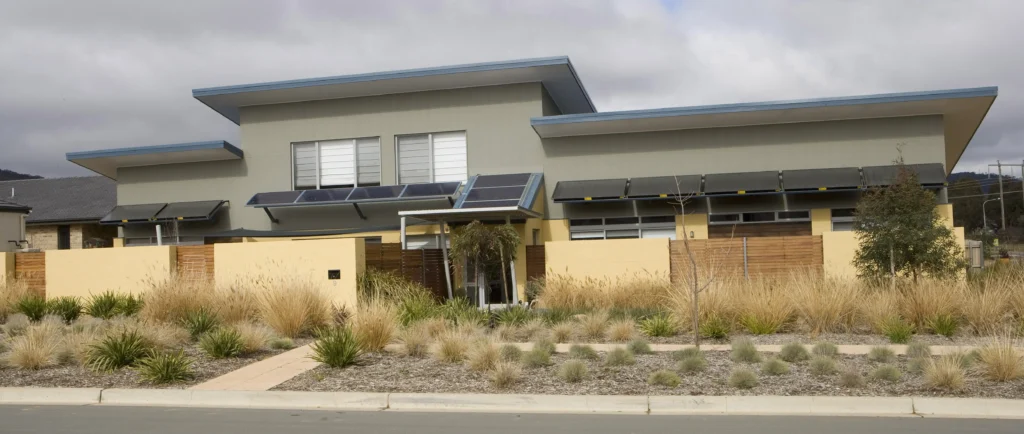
[0,405,1020,434]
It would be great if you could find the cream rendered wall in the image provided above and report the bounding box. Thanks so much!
[214,238,364,309]
[677,213,708,240]
[545,238,671,282]
[541,219,569,242]
[0,252,13,283]
[811,209,832,235]
[45,246,177,299]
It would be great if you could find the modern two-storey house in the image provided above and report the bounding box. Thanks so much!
[65,56,996,301]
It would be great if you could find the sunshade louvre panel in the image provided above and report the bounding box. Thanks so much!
[782,167,862,191]
[246,181,463,208]
[100,203,167,224]
[552,179,628,201]
[296,188,354,203]
[704,171,779,194]
[627,175,702,198]
[246,191,303,206]
[472,173,531,188]
[154,200,226,222]
[400,182,461,198]
[862,163,946,187]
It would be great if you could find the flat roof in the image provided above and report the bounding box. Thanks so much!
[66,140,243,179]
[531,87,998,173]
[193,56,596,125]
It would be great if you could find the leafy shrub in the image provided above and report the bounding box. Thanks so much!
[270,337,296,350]
[569,344,599,360]
[116,294,144,317]
[728,367,758,389]
[199,328,244,359]
[811,342,839,358]
[439,297,488,327]
[466,340,500,372]
[5,323,61,369]
[352,301,397,352]
[867,346,896,363]
[677,355,707,374]
[879,317,914,344]
[45,296,82,324]
[604,348,635,366]
[809,355,838,376]
[607,319,637,342]
[490,361,521,389]
[558,360,588,383]
[648,369,681,387]
[532,337,556,356]
[1,313,30,336]
[15,295,47,322]
[699,315,730,340]
[927,314,958,338]
[87,329,151,371]
[495,305,532,327]
[779,342,810,363]
[977,338,1024,382]
[870,364,902,382]
[924,354,966,391]
[761,357,790,376]
[499,344,523,362]
[579,310,610,340]
[839,370,865,388]
[86,292,122,320]
[550,322,574,343]
[538,307,577,326]
[906,342,932,359]
[730,338,761,363]
[310,326,362,368]
[522,346,552,368]
[396,291,438,326]
[627,339,653,355]
[908,357,929,375]
[432,330,468,363]
[639,314,677,337]
[396,325,431,357]
[671,347,701,361]
[136,351,194,384]
[233,322,275,354]
[182,307,220,340]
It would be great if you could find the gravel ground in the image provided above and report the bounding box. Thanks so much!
[275,350,1024,399]
[0,339,310,389]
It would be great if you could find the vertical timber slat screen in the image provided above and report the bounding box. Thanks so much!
[14,252,46,297]
[525,245,546,281]
[364,243,451,300]
[175,245,215,280]
[670,235,823,282]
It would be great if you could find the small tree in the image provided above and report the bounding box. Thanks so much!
[449,221,521,308]
[853,159,963,282]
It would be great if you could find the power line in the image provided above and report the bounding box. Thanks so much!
[947,189,1023,200]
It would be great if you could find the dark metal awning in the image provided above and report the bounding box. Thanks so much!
[626,175,702,198]
[101,201,227,225]
[552,178,628,202]
[100,203,168,224]
[704,171,779,195]
[782,167,862,191]
[862,163,947,187]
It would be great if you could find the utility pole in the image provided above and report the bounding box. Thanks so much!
[987,160,1024,230]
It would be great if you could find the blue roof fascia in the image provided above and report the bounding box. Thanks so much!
[66,140,243,161]
[531,86,999,127]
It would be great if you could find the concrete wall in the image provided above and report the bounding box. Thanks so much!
[0,212,23,253]
[0,252,12,282]
[540,115,945,219]
[545,238,670,281]
[45,246,176,299]
[214,238,364,308]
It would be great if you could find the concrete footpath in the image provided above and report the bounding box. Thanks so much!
[2,388,1023,419]
[191,345,319,391]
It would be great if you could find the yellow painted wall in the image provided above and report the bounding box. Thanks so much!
[112,238,125,248]
[244,226,447,244]
[822,231,859,279]
[541,219,569,243]
[937,203,954,227]
[677,213,708,240]
[545,238,671,281]
[0,252,13,284]
[811,209,832,235]
[45,246,177,299]
[214,238,364,308]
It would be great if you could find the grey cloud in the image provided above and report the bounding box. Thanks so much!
[0,0,1020,177]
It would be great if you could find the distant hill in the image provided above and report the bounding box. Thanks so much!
[0,169,42,181]
[948,172,989,183]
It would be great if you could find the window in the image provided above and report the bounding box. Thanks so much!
[709,210,811,225]
[397,131,467,184]
[57,225,71,250]
[293,138,380,189]
[832,208,856,231]
[568,215,676,240]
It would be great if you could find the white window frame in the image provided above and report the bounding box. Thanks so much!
[708,210,811,225]
[568,216,676,240]
[290,137,381,190]
[394,130,468,184]
[831,208,856,231]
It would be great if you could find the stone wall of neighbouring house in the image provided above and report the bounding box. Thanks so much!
[82,223,117,248]
[26,224,115,250]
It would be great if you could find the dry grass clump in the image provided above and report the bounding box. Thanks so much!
[558,360,588,383]
[490,361,522,389]
[215,284,260,324]
[667,277,734,333]
[761,357,790,376]
[493,324,517,342]
[604,347,635,367]
[730,338,761,363]
[255,276,332,338]
[859,289,901,333]
[569,344,598,360]
[0,280,32,321]
[906,342,932,359]
[869,364,902,382]
[396,324,432,357]
[728,367,758,389]
[899,280,959,330]
[550,322,574,343]
[351,300,397,352]
[519,318,549,341]
[139,274,216,323]
[499,344,523,362]
[233,322,276,354]
[810,356,838,376]
[466,339,500,372]
[867,346,896,363]
[977,336,1023,382]
[648,369,682,387]
[812,342,839,358]
[4,322,62,369]
[2,313,31,336]
[537,272,671,310]
[607,319,637,342]
[924,354,967,391]
[433,330,469,363]
[578,310,610,340]
[417,317,449,338]
[958,285,1010,335]
[735,278,793,335]
[839,369,865,388]
[787,272,858,335]
[779,342,810,363]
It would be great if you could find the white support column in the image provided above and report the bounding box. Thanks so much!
[155,225,163,246]
[506,215,519,305]
[400,216,407,249]
[439,219,453,300]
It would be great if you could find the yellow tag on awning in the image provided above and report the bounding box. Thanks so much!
[659,193,668,198]
[818,187,827,191]
[737,190,746,194]
[584,197,592,201]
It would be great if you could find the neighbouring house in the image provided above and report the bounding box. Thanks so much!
[0,177,118,250]
[63,56,996,303]
[0,198,30,253]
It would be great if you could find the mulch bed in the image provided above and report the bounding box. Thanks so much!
[274,350,1024,399]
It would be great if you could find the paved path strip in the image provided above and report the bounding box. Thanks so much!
[3,388,1024,419]
[385,342,1005,356]
[191,345,320,391]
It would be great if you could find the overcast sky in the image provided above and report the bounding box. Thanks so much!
[1,0,1022,178]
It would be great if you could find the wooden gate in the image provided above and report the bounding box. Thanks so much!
[14,252,46,296]
[670,235,823,281]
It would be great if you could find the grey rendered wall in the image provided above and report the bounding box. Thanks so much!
[117,83,546,235]
[540,115,946,219]
[0,212,23,252]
